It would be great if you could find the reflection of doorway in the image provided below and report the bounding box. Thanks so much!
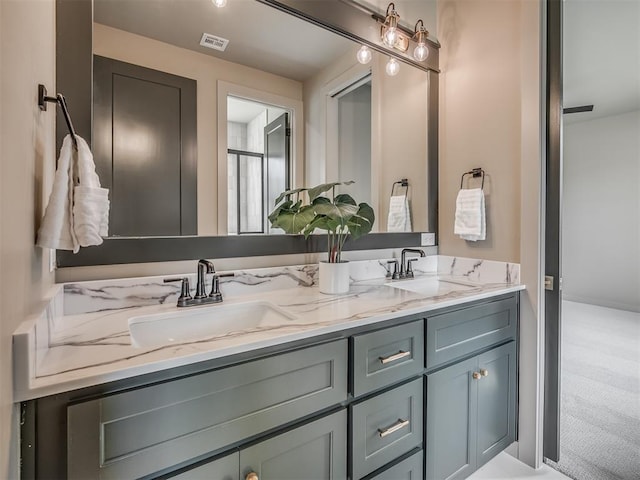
[328,75,372,204]
[226,96,290,235]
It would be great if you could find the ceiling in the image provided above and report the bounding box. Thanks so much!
[563,0,640,123]
[94,0,354,82]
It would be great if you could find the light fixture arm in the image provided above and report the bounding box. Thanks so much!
[385,2,396,18]
[413,19,429,43]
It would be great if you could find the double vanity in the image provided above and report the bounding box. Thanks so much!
[15,256,523,480]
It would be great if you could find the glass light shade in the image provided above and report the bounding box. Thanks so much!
[357,45,372,64]
[383,27,398,47]
[212,0,227,7]
[385,58,400,76]
[413,43,429,61]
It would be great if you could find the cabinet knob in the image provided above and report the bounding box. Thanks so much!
[246,473,259,480]
[472,371,482,380]
[480,368,489,377]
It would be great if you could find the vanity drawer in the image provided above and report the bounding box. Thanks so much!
[352,320,424,397]
[351,378,423,480]
[369,450,423,480]
[67,340,347,480]
[426,295,517,369]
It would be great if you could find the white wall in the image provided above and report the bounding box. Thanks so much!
[0,0,57,476]
[563,111,640,312]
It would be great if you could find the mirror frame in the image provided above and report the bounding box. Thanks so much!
[55,0,439,267]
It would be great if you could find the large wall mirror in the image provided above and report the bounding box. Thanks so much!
[56,0,439,267]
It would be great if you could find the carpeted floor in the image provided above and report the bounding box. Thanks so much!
[546,301,640,480]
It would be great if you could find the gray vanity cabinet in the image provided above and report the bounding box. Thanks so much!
[67,341,347,479]
[425,341,517,480]
[23,293,520,480]
[240,410,347,480]
[171,410,347,480]
[169,453,239,480]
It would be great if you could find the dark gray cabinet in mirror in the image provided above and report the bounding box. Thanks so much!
[55,0,438,267]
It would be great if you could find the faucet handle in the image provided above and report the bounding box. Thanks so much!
[387,260,400,280]
[164,277,192,307]
[208,272,234,303]
[406,258,419,278]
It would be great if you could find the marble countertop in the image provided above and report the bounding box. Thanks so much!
[13,259,524,401]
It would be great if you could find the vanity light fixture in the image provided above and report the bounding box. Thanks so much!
[212,0,227,7]
[385,57,400,76]
[382,3,399,47]
[380,3,409,52]
[356,45,372,64]
[412,20,429,61]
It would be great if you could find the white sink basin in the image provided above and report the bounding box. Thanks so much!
[128,301,297,348]
[386,277,476,297]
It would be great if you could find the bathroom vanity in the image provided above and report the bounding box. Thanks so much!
[16,259,521,480]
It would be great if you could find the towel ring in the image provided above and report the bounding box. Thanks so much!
[391,179,409,198]
[460,168,485,190]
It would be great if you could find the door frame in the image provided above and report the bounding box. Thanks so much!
[543,0,563,463]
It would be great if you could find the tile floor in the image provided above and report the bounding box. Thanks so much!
[469,452,571,480]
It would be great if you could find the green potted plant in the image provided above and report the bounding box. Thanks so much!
[268,181,375,294]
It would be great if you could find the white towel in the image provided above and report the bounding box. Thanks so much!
[37,134,109,252]
[387,195,412,232]
[454,188,485,241]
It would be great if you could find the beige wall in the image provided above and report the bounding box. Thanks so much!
[0,0,57,477]
[438,0,544,467]
[94,23,303,236]
[438,0,522,262]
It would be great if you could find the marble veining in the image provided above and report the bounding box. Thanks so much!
[14,255,523,401]
[438,256,520,284]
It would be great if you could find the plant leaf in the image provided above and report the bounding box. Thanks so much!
[307,180,355,201]
[267,200,294,223]
[271,205,316,234]
[303,215,330,237]
[274,187,308,206]
[313,202,359,223]
[348,203,376,239]
[334,193,357,206]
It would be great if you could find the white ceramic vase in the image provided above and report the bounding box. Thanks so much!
[318,261,350,294]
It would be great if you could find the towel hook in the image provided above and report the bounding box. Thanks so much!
[460,168,485,190]
[391,178,409,198]
[38,84,78,150]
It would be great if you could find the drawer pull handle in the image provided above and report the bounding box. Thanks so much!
[379,350,411,364]
[480,368,489,377]
[472,371,482,380]
[378,418,410,438]
[246,473,259,480]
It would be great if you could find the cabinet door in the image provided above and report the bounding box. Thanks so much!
[240,410,347,480]
[476,341,517,468]
[169,452,239,480]
[68,341,347,480]
[426,357,477,480]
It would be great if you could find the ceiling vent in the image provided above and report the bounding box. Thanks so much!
[200,33,229,51]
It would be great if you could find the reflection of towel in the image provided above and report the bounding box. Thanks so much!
[387,195,412,232]
[37,135,109,252]
[454,188,485,241]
